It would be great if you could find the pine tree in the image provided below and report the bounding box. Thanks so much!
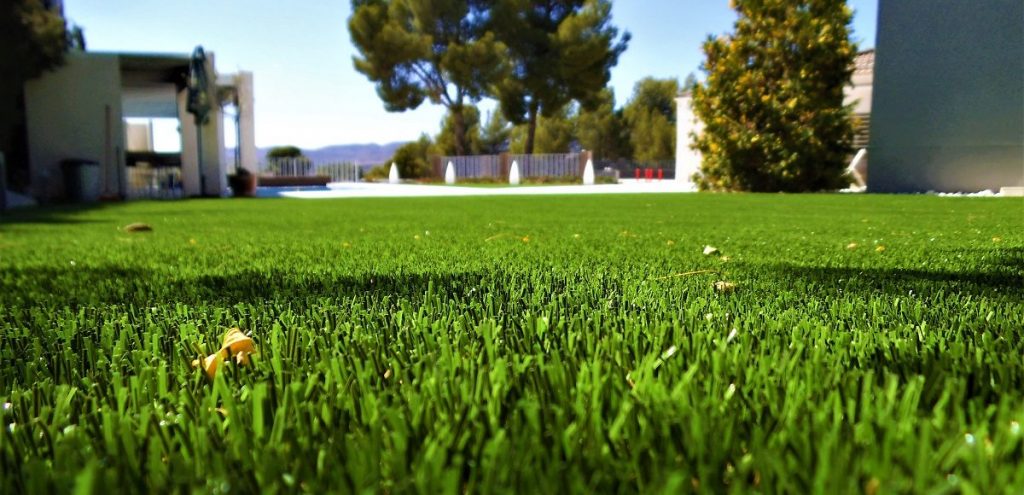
[479,110,511,154]
[622,77,678,163]
[349,0,504,155]
[691,0,857,192]
[509,105,574,154]
[573,88,630,160]
[489,0,629,154]
[435,106,482,156]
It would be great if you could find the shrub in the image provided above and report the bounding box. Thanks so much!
[691,0,857,192]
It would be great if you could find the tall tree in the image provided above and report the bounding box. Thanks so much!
[622,77,678,163]
[348,0,504,155]
[573,88,629,160]
[690,0,856,192]
[0,0,68,188]
[490,0,629,154]
[435,105,482,156]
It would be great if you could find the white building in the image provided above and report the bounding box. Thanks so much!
[21,50,256,201]
[867,0,1022,193]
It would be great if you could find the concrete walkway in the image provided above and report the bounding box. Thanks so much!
[262,179,696,199]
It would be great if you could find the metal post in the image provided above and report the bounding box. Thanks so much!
[0,151,7,212]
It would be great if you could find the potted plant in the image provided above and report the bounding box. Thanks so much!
[228,167,258,197]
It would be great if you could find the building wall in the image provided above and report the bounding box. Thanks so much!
[24,53,126,201]
[675,95,701,188]
[868,0,1024,192]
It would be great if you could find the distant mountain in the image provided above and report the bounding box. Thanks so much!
[226,142,406,171]
[262,142,405,166]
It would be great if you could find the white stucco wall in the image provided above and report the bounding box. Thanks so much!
[234,71,258,174]
[674,95,701,188]
[868,0,1024,192]
[24,53,126,201]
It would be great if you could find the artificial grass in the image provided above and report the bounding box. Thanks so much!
[1,194,1022,493]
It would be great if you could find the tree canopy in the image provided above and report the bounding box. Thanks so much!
[622,77,678,163]
[1,0,68,187]
[690,0,856,192]
[266,146,304,159]
[435,106,482,156]
[479,110,511,155]
[487,0,629,154]
[388,134,435,178]
[509,105,574,154]
[573,88,629,160]
[348,0,505,156]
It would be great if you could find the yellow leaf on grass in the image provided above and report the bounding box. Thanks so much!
[192,328,257,378]
[875,245,886,252]
[123,223,152,232]
[714,281,737,293]
[846,242,858,250]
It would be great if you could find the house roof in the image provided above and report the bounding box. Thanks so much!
[853,49,875,76]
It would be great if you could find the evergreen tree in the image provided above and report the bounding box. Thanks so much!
[622,77,678,163]
[509,105,574,154]
[435,106,483,156]
[489,0,629,154]
[388,134,435,178]
[573,88,629,160]
[349,0,504,155]
[1,0,68,188]
[266,146,304,159]
[691,0,856,191]
[479,110,511,154]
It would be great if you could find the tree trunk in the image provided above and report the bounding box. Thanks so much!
[525,100,540,155]
[451,104,467,156]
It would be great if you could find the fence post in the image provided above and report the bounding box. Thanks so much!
[499,153,510,180]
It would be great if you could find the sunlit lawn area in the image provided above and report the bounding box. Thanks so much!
[1,194,1022,492]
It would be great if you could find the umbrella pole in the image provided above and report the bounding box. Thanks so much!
[196,122,206,196]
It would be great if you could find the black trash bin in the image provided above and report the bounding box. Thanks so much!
[61,159,101,203]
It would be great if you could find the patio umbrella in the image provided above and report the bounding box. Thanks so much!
[186,46,212,194]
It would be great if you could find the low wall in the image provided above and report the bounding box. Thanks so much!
[258,176,330,187]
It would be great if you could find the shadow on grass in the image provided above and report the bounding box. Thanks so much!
[0,202,112,227]
[0,265,496,307]
[770,261,1023,300]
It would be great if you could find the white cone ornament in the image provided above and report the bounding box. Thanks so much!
[388,163,400,184]
[445,161,456,184]
[509,160,521,185]
[582,159,595,185]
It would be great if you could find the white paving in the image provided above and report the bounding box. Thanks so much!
[268,179,697,199]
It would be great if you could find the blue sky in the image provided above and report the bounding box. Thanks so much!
[65,0,879,149]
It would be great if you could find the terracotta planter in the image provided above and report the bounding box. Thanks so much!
[228,173,258,197]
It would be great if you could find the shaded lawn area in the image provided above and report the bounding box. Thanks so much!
[1,194,1022,493]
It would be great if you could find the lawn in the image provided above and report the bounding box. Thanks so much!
[1,194,1022,493]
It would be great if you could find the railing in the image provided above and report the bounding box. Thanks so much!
[437,152,588,180]
[262,158,361,183]
[126,166,183,200]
